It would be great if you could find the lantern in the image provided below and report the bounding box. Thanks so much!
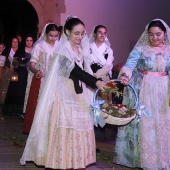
[11,72,18,82]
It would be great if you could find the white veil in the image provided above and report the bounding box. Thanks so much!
[89,25,111,46]
[135,18,170,49]
[53,16,93,75]
[89,25,114,80]
[120,19,170,83]
[20,16,94,165]
[33,23,54,47]
[23,22,58,113]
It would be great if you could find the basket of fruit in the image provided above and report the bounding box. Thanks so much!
[92,79,137,126]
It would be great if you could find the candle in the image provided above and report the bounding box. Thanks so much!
[11,72,18,82]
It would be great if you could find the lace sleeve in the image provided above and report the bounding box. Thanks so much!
[30,44,41,63]
[118,66,132,79]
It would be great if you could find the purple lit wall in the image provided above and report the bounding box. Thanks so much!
[60,0,170,65]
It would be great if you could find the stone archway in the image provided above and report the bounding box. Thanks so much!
[0,0,66,44]
[0,0,38,44]
[28,0,66,33]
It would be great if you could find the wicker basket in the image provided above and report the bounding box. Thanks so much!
[100,109,136,125]
[93,79,138,126]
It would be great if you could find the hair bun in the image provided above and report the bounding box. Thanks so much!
[66,15,78,21]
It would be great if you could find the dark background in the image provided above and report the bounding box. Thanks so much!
[0,0,38,45]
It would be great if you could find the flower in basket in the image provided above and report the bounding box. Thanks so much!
[102,81,123,98]
[100,81,136,119]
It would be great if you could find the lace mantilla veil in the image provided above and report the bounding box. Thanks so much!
[23,22,56,113]
[20,16,93,165]
[89,25,111,46]
[135,18,170,49]
[120,18,170,81]
[33,23,54,47]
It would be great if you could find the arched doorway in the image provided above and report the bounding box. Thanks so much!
[0,0,38,45]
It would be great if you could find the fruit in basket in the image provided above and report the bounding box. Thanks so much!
[101,81,135,118]
[101,103,135,118]
[93,80,136,125]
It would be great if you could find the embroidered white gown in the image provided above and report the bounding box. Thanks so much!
[20,40,96,169]
[23,40,58,112]
[113,45,170,170]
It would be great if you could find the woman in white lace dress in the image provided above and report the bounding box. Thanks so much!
[20,16,106,169]
[113,19,170,170]
[23,23,59,134]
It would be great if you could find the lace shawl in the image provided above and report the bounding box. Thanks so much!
[120,18,170,78]
[90,42,114,79]
[20,34,94,165]
[23,40,58,112]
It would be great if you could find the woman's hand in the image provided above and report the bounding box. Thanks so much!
[35,70,44,79]
[29,62,44,79]
[120,73,129,85]
[95,80,106,91]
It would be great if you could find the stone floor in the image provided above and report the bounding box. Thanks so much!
[0,105,141,170]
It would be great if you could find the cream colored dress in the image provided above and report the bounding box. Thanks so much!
[20,40,96,169]
[23,40,58,112]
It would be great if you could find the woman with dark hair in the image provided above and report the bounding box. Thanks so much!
[113,19,170,169]
[89,25,114,143]
[2,37,19,68]
[16,34,23,45]
[2,35,34,115]
[23,23,60,134]
[89,25,114,82]
[0,37,19,107]
[20,16,105,169]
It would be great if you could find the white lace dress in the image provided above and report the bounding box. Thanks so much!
[23,40,58,112]
[20,41,96,169]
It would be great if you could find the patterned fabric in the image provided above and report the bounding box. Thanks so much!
[46,128,95,169]
[23,40,58,113]
[20,36,96,169]
[34,128,96,169]
[113,45,170,170]
[23,40,57,134]
[37,94,96,169]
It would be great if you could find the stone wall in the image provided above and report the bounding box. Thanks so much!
[28,0,65,33]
